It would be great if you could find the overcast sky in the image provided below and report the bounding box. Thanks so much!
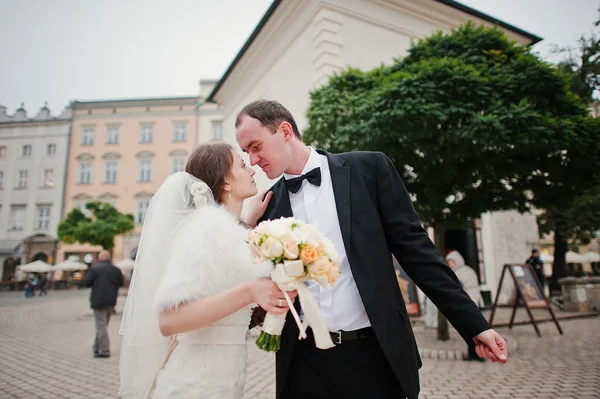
[0,0,597,115]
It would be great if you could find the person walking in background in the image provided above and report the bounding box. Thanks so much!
[526,249,545,291]
[24,274,37,298]
[38,273,48,297]
[445,250,484,361]
[83,250,124,358]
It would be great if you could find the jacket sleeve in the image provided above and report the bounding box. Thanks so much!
[82,268,96,288]
[375,152,490,343]
[117,268,124,287]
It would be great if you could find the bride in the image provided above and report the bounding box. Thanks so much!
[119,142,295,399]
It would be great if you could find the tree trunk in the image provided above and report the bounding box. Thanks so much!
[550,228,568,295]
[432,225,451,341]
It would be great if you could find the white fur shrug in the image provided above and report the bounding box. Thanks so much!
[154,204,272,314]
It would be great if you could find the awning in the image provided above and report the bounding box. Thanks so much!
[0,241,21,255]
[53,259,88,271]
[17,260,53,273]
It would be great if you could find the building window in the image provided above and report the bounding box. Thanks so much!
[79,162,92,184]
[37,206,51,230]
[98,194,117,207]
[47,144,56,155]
[139,160,152,182]
[23,145,32,156]
[0,146,6,157]
[73,196,93,217]
[43,169,54,187]
[211,121,223,141]
[17,171,28,188]
[82,127,95,145]
[105,161,117,183]
[10,206,25,230]
[173,124,187,142]
[172,158,185,173]
[140,125,153,143]
[136,199,150,224]
[0,171,3,189]
[106,126,119,144]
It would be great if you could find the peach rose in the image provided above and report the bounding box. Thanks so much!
[299,244,318,264]
[308,256,331,287]
[281,234,299,259]
[326,263,340,285]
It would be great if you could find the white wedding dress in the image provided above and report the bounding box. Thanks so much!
[150,204,271,399]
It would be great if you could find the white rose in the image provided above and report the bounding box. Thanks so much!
[248,230,262,246]
[321,237,339,262]
[254,221,269,236]
[261,237,284,259]
[290,224,311,243]
[267,218,290,238]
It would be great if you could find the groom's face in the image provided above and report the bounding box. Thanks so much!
[236,115,290,179]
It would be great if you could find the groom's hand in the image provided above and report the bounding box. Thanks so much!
[473,329,508,363]
[246,190,273,227]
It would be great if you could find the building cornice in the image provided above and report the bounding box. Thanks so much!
[71,96,198,110]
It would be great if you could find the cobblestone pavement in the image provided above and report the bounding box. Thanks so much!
[0,289,598,399]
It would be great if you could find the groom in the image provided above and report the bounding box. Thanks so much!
[236,100,507,399]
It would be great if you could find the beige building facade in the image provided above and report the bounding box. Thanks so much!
[58,97,198,264]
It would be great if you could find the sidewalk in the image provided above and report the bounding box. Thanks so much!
[0,289,598,398]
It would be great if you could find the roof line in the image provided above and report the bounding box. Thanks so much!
[206,0,283,102]
[207,0,542,103]
[433,0,542,44]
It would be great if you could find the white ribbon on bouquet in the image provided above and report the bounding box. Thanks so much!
[261,261,335,350]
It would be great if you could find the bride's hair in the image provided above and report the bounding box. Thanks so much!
[186,143,234,203]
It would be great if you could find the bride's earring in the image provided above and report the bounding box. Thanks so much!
[227,193,231,199]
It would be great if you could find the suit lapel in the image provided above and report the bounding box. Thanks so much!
[269,178,293,219]
[318,150,351,253]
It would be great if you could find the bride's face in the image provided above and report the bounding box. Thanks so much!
[225,151,258,200]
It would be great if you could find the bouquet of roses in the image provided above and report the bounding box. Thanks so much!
[248,217,340,352]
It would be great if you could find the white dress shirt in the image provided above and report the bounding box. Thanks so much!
[283,148,371,332]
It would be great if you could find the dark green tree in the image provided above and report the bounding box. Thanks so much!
[58,201,135,251]
[556,9,600,102]
[305,22,600,338]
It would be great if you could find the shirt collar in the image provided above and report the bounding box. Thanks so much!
[283,147,322,180]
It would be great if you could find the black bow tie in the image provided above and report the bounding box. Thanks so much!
[284,167,321,193]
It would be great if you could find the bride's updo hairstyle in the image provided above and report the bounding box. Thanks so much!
[186,143,235,204]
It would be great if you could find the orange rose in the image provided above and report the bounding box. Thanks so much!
[299,244,318,264]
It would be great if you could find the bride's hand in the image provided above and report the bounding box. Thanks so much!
[245,190,273,227]
[246,278,297,315]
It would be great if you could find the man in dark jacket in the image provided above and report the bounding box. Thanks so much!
[38,273,48,296]
[83,250,124,358]
[526,249,545,291]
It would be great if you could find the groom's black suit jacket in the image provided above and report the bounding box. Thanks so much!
[260,150,490,399]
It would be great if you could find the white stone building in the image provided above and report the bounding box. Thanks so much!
[0,103,72,283]
[206,0,543,302]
